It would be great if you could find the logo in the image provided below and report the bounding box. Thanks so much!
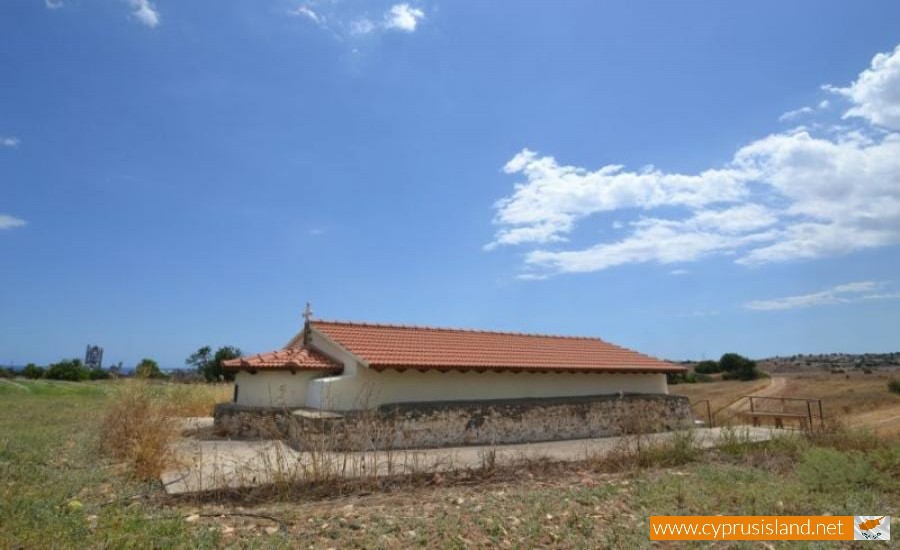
[854,516,890,541]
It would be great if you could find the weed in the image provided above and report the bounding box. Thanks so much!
[794,447,875,492]
[99,382,178,479]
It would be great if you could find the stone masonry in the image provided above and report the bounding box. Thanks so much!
[214,393,693,451]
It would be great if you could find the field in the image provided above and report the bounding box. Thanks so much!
[2,378,899,548]
[671,369,900,437]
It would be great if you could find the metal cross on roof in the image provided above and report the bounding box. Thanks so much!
[302,302,314,323]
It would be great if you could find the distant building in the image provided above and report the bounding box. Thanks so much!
[84,345,103,369]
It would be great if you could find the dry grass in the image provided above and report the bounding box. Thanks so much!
[776,371,900,417]
[673,371,900,433]
[164,383,233,417]
[671,378,770,413]
[99,381,232,479]
[6,379,899,547]
[99,383,178,479]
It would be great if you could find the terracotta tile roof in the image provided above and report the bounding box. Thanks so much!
[311,320,683,374]
[222,347,341,372]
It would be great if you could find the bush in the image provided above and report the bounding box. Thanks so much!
[694,360,722,374]
[99,382,233,479]
[667,371,713,385]
[134,358,166,379]
[888,379,900,394]
[794,447,874,492]
[88,367,111,380]
[22,363,45,379]
[0,367,13,379]
[99,382,176,479]
[45,359,89,381]
[694,372,713,383]
[720,352,764,381]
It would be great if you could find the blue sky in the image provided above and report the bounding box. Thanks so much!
[2,1,900,368]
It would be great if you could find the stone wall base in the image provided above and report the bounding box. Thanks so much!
[214,394,693,451]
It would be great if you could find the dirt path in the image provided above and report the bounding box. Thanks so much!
[0,379,31,392]
[846,404,900,436]
[717,376,786,417]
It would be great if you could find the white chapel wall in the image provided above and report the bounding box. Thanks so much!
[234,370,323,408]
[306,365,668,411]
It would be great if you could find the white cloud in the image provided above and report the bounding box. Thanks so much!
[733,130,900,265]
[290,2,426,38]
[744,281,899,311]
[487,149,748,249]
[779,106,814,121]
[818,99,830,110]
[384,3,424,32]
[677,309,719,318]
[289,5,322,24]
[350,18,376,35]
[522,209,779,274]
[1,136,19,148]
[670,269,689,276]
[489,44,900,278]
[45,0,64,9]
[0,215,26,230]
[826,44,900,130]
[128,0,160,28]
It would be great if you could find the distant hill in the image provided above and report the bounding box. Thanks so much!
[757,352,900,374]
[677,352,900,374]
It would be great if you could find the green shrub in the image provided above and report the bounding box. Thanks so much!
[45,359,89,381]
[88,367,111,380]
[694,360,722,374]
[794,447,874,492]
[719,353,765,380]
[870,445,900,480]
[888,379,900,394]
[667,372,700,384]
[0,367,13,379]
[22,363,45,379]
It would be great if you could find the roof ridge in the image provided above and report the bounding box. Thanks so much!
[310,318,606,341]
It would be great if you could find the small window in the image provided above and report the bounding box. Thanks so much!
[233,384,239,403]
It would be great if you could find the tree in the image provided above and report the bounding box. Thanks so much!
[694,360,722,374]
[186,346,211,378]
[719,353,762,381]
[45,359,90,381]
[22,363,45,379]
[134,358,165,379]
[23,363,44,378]
[187,345,241,382]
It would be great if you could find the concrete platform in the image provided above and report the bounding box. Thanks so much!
[161,425,779,495]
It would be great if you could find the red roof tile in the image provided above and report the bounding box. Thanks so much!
[222,347,341,372]
[310,320,683,374]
